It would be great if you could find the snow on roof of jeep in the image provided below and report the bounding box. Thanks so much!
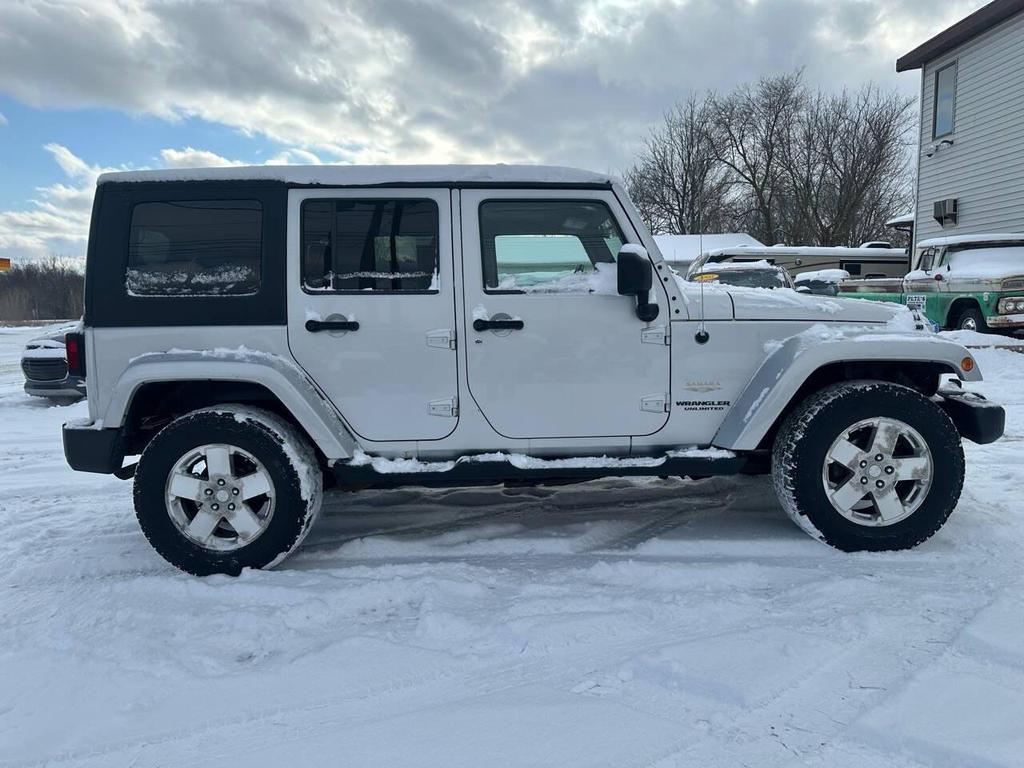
[96,164,614,187]
[917,233,1024,248]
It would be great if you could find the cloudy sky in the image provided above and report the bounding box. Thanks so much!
[0,0,983,262]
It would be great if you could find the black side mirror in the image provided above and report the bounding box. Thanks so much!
[617,245,659,322]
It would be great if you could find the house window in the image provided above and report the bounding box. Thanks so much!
[933,62,956,138]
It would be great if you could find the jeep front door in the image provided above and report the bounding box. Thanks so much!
[459,191,671,439]
[286,189,459,442]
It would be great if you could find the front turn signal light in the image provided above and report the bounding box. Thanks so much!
[961,356,975,373]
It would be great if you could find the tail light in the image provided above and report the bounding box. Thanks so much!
[65,332,85,377]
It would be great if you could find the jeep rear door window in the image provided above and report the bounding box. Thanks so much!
[301,199,439,292]
[479,200,624,293]
[126,200,262,296]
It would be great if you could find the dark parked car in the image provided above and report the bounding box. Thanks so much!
[686,259,795,290]
[21,325,86,401]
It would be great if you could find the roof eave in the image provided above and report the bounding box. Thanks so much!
[896,0,1024,72]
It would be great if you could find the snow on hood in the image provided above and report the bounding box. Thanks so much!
[728,284,910,324]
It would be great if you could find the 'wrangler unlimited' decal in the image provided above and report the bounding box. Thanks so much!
[675,400,731,412]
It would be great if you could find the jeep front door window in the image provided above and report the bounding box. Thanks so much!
[480,200,624,293]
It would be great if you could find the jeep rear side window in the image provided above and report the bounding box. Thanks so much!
[126,200,262,296]
[479,200,624,293]
[301,199,439,292]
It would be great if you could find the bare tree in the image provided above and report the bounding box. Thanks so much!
[780,85,915,246]
[625,96,735,234]
[625,71,915,248]
[710,72,805,244]
[0,257,84,321]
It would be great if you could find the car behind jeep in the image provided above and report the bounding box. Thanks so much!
[62,165,1004,575]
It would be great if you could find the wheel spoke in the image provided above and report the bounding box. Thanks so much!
[870,422,900,456]
[830,478,867,513]
[228,507,263,541]
[895,455,930,477]
[187,509,223,544]
[828,438,862,468]
[872,488,906,522]
[238,472,272,500]
[204,445,233,478]
[167,473,203,501]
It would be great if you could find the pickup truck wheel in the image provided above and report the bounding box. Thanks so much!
[954,307,988,333]
[134,406,323,576]
[771,382,964,551]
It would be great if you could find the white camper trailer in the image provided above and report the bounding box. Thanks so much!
[698,244,910,280]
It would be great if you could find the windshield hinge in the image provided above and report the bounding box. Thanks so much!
[641,394,669,413]
[641,326,670,345]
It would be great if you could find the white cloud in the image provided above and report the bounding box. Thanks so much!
[0,0,987,172]
[0,0,989,263]
[0,145,112,263]
[0,111,7,126]
[0,144,331,262]
[159,147,244,168]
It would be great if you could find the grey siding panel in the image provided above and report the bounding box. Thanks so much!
[915,10,1024,245]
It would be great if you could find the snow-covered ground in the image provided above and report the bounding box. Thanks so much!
[1,324,1023,767]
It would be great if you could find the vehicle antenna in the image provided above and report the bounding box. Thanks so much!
[695,220,709,344]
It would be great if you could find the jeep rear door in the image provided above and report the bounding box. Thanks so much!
[459,189,671,439]
[286,189,459,442]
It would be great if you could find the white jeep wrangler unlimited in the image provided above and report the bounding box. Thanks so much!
[62,165,1004,575]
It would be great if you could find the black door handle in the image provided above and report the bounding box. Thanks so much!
[306,319,360,332]
[473,318,524,332]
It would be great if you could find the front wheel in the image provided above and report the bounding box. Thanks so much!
[772,382,964,551]
[954,307,988,333]
[134,406,323,575]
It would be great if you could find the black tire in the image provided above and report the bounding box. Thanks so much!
[771,381,964,551]
[954,306,988,333]
[134,406,323,576]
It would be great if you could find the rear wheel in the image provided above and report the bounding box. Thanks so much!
[772,381,963,551]
[134,406,323,575]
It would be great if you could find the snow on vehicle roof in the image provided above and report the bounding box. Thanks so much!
[917,233,1024,249]
[97,164,614,187]
[707,245,906,258]
[693,259,778,272]
[793,269,850,283]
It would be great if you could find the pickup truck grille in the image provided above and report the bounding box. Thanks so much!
[22,358,69,382]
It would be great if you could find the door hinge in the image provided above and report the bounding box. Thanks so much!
[640,394,670,413]
[426,329,456,350]
[641,325,670,345]
[429,397,458,417]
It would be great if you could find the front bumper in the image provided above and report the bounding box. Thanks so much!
[63,422,125,474]
[24,373,86,399]
[936,387,1005,445]
[986,312,1024,329]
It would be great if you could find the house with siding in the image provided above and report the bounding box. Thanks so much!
[897,0,1024,252]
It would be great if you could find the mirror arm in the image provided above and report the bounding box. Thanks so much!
[635,291,659,322]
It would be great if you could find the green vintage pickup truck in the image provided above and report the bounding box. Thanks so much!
[839,234,1024,333]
